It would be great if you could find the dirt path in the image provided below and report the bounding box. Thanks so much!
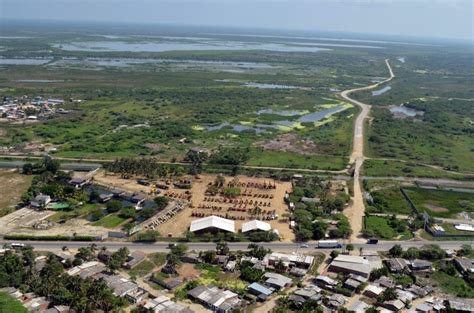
[340,59,395,242]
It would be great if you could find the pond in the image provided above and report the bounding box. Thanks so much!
[372,85,392,96]
[389,105,424,118]
[0,57,52,65]
[244,82,302,89]
[53,40,331,53]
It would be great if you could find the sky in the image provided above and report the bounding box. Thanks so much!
[1,0,473,41]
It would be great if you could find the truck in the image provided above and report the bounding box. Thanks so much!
[317,240,342,249]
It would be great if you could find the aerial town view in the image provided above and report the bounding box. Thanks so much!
[0,0,473,312]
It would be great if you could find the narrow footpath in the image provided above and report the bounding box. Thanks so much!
[340,59,395,242]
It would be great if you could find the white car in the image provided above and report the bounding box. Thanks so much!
[300,243,309,248]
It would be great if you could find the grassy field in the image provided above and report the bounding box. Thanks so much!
[364,216,413,240]
[126,260,155,278]
[365,183,412,215]
[0,170,33,216]
[0,292,28,313]
[92,213,127,228]
[363,159,470,179]
[48,203,102,222]
[404,187,474,218]
[431,271,474,298]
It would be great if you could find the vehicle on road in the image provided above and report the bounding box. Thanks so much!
[168,243,177,249]
[367,238,379,244]
[300,243,309,248]
[317,240,342,249]
[11,243,25,249]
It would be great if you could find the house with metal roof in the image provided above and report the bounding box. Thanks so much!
[453,257,474,275]
[387,258,409,273]
[264,272,292,290]
[190,216,235,233]
[263,252,314,270]
[348,300,370,313]
[328,255,372,277]
[241,220,271,233]
[247,282,273,301]
[188,285,241,313]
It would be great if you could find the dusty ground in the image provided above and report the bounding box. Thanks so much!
[424,203,449,212]
[157,174,295,241]
[255,133,318,155]
[0,207,108,237]
[93,170,153,194]
[0,169,33,210]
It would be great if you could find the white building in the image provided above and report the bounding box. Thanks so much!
[241,220,271,233]
[189,215,235,233]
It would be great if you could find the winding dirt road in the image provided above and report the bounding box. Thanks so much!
[340,59,395,242]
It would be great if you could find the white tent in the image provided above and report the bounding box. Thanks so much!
[190,215,235,233]
[241,220,272,233]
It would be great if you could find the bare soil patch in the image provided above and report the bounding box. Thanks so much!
[255,133,317,155]
[424,203,449,212]
[0,169,32,210]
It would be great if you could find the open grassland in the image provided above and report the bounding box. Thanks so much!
[0,292,28,313]
[365,182,412,215]
[431,271,474,298]
[0,170,33,216]
[364,216,413,240]
[404,187,474,218]
[92,213,127,228]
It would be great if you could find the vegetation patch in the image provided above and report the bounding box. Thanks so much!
[0,292,28,313]
[364,216,413,240]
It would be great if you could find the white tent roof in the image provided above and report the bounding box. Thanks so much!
[190,215,235,233]
[241,220,272,233]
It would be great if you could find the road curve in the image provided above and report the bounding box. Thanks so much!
[340,59,395,242]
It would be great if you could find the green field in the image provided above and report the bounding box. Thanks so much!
[404,187,474,218]
[365,183,412,215]
[431,271,474,298]
[364,216,413,240]
[92,213,127,228]
[0,292,28,313]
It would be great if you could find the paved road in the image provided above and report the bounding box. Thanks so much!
[340,59,395,242]
[1,240,471,253]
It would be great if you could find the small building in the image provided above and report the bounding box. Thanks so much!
[30,194,51,209]
[123,251,146,269]
[187,285,242,313]
[444,298,474,313]
[225,260,236,272]
[264,272,292,290]
[453,257,474,275]
[383,299,405,312]
[263,252,314,270]
[363,285,384,298]
[99,193,114,203]
[314,275,337,290]
[181,253,200,264]
[68,177,89,189]
[327,294,346,309]
[328,255,371,278]
[344,278,362,291]
[410,260,433,273]
[387,258,409,273]
[98,250,113,263]
[348,300,370,313]
[241,220,272,233]
[374,276,395,289]
[293,287,322,302]
[24,296,50,312]
[248,282,273,301]
[300,197,320,204]
[289,267,307,277]
[189,216,236,233]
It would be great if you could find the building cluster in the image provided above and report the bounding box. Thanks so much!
[189,215,277,235]
[0,95,72,121]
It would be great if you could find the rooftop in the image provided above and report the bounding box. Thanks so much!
[241,220,272,233]
[190,215,235,233]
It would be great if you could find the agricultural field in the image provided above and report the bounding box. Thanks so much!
[0,169,33,217]
[403,187,474,218]
[364,182,412,215]
[364,215,413,240]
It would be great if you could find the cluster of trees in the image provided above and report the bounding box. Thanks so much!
[388,244,447,260]
[21,157,86,206]
[208,147,250,166]
[105,158,185,179]
[0,246,126,311]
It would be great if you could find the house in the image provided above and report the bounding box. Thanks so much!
[293,287,322,302]
[348,300,370,313]
[444,298,474,313]
[225,260,236,272]
[187,285,242,313]
[387,258,409,273]
[328,255,372,278]
[314,275,337,290]
[363,285,384,298]
[142,295,194,313]
[43,305,70,313]
[410,260,433,273]
[99,193,113,203]
[374,276,395,289]
[126,287,148,303]
[189,216,235,233]
[216,255,230,266]
[383,299,405,312]
[408,285,433,298]
[181,253,200,264]
[123,251,146,269]
[24,296,50,312]
[30,194,51,209]
[289,267,307,277]
[241,220,272,233]
[288,295,306,305]
[68,177,89,188]
[247,282,273,301]
[264,272,292,290]
[151,276,184,290]
[415,303,434,313]
[300,197,320,204]
[98,250,113,263]
[396,288,416,303]
[453,257,474,275]
[344,278,362,291]
[327,294,346,309]
[263,252,314,270]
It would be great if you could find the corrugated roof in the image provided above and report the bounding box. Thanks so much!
[248,282,273,296]
[189,215,235,233]
[241,220,271,233]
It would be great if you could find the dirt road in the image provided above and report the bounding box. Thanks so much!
[340,59,395,242]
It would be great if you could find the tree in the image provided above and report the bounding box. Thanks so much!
[89,190,100,203]
[365,307,380,313]
[200,250,216,263]
[458,244,473,257]
[170,243,188,257]
[76,247,94,261]
[240,266,264,282]
[330,250,340,259]
[119,207,136,219]
[139,207,155,219]
[216,241,229,255]
[312,221,328,240]
[370,267,389,281]
[154,196,169,210]
[404,247,420,260]
[346,244,354,253]
[247,244,270,260]
[166,253,180,267]
[106,200,123,213]
[22,163,34,175]
[378,287,397,302]
[389,244,403,257]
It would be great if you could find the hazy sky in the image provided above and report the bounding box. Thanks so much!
[1,0,473,41]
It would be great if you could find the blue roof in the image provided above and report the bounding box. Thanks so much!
[248,282,273,296]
